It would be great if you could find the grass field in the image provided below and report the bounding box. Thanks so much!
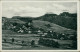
[2,30,75,50]
[33,20,75,34]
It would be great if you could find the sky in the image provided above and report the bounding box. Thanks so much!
[2,1,77,18]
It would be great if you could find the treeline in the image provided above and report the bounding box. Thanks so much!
[35,12,77,30]
[12,16,33,22]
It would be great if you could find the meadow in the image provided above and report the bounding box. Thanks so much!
[2,30,74,50]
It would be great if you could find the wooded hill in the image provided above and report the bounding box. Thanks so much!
[35,12,77,30]
[2,12,77,34]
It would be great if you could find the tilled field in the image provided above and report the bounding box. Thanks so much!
[2,30,74,50]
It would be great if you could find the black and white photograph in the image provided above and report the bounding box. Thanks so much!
[2,1,78,50]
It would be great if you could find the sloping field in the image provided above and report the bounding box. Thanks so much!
[2,30,17,34]
[33,20,75,34]
[3,18,26,24]
[8,19,26,24]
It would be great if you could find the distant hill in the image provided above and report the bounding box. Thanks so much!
[35,12,77,30]
[2,17,26,24]
[12,16,33,22]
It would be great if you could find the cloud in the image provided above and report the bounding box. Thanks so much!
[2,2,77,18]
[42,4,67,15]
[67,5,77,13]
[2,6,46,18]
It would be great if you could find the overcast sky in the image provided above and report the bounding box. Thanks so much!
[2,1,77,18]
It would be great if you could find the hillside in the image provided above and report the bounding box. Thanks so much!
[2,17,26,29]
[2,12,77,34]
[33,20,75,34]
[35,12,77,30]
[10,12,77,30]
[2,17,26,24]
[2,16,76,34]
